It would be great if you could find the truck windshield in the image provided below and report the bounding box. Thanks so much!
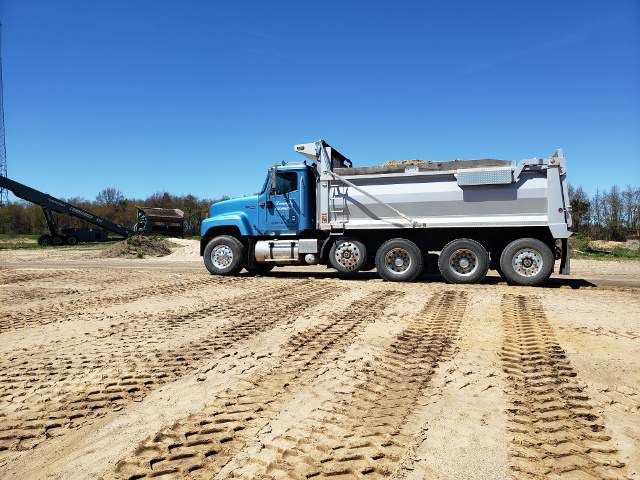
[258,172,270,194]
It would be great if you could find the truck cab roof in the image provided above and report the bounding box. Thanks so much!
[274,162,308,170]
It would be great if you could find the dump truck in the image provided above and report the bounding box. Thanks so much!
[135,207,185,238]
[200,140,572,286]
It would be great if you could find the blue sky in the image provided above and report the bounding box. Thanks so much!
[2,0,639,200]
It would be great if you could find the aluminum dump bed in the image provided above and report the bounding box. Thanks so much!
[295,141,572,240]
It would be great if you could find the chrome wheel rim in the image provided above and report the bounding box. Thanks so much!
[449,248,478,276]
[384,247,411,274]
[334,241,362,271]
[512,248,543,277]
[211,245,234,270]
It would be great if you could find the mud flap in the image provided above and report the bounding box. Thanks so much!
[559,238,570,275]
[245,237,258,269]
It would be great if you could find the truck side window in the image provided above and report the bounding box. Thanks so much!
[275,172,298,195]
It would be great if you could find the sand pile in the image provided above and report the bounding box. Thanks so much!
[102,235,177,258]
[152,238,200,261]
[587,240,639,252]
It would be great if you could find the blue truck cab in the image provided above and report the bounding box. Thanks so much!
[200,162,316,257]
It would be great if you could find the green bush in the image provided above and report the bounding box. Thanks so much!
[569,233,591,253]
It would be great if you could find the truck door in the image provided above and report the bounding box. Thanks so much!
[258,169,301,235]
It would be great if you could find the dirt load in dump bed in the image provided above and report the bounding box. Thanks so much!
[334,158,512,175]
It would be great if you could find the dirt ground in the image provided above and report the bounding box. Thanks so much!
[0,241,639,479]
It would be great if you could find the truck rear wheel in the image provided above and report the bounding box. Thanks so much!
[375,238,423,282]
[438,238,489,284]
[499,238,554,286]
[204,235,245,276]
[329,238,367,274]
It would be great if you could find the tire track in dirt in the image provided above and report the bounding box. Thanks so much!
[560,324,640,341]
[0,280,340,452]
[0,274,249,333]
[0,270,156,307]
[0,268,133,288]
[0,277,270,361]
[0,280,304,411]
[0,269,79,285]
[112,290,402,480]
[500,294,626,479]
[229,290,469,480]
[0,286,84,305]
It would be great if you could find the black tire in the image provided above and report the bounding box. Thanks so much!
[438,238,489,284]
[37,234,52,246]
[499,238,554,287]
[66,235,79,246]
[245,263,274,275]
[51,235,65,247]
[493,263,505,280]
[329,238,367,274]
[375,238,423,282]
[203,235,245,276]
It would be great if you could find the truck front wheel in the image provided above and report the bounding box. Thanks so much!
[375,238,423,282]
[204,235,245,276]
[499,238,554,286]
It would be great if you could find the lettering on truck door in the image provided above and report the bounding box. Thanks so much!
[264,170,301,234]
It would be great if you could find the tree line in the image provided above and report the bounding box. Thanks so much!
[568,184,639,240]
[1,184,639,240]
[0,187,229,237]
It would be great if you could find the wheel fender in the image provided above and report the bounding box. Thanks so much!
[201,215,253,238]
[319,237,334,264]
[200,216,253,255]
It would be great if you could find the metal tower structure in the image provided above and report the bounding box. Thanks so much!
[0,22,7,206]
